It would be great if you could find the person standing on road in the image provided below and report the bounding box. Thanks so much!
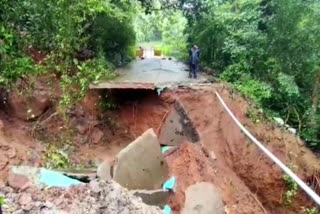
[189,45,200,79]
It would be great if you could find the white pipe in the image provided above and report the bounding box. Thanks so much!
[215,91,320,206]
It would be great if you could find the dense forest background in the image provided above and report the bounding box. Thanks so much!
[1,0,320,149]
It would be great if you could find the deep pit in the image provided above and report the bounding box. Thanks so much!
[0,85,319,213]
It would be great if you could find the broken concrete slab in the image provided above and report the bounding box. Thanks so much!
[182,182,224,214]
[113,129,168,190]
[97,160,112,181]
[131,189,170,207]
[158,108,187,146]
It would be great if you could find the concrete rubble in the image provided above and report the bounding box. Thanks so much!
[0,128,173,213]
[97,160,112,181]
[1,179,162,214]
[113,128,169,190]
[131,189,170,207]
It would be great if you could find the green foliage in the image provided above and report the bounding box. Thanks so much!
[0,25,44,87]
[301,207,319,214]
[134,8,188,59]
[59,53,115,108]
[100,97,117,111]
[185,0,320,149]
[277,73,299,98]
[91,11,136,66]
[246,106,263,124]
[235,77,272,105]
[0,196,4,205]
[44,145,71,169]
[1,0,138,109]
[282,164,298,205]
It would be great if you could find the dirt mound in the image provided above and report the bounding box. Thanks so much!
[2,179,162,214]
[166,142,264,214]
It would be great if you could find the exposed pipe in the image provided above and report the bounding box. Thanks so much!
[215,91,320,206]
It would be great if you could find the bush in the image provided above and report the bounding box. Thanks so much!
[235,77,273,105]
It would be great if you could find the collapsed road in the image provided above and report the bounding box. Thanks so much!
[0,58,320,214]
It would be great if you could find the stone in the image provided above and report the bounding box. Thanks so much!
[7,172,31,190]
[2,186,13,194]
[209,151,217,160]
[0,180,5,188]
[18,193,32,206]
[22,204,33,211]
[182,182,224,214]
[97,161,112,181]
[6,89,51,121]
[89,180,101,193]
[7,147,16,159]
[76,122,88,135]
[288,128,297,135]
[91,129,104,144]
[113,129,168,190]
[273,117,284,126]
[0,158,8,170]
[131,189,170,207]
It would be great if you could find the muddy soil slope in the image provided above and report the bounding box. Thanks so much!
[163,84,320,213]
[0,83,319,213]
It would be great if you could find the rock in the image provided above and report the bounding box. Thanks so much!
[97,161,112,181]
[2,186,13,194]
[273,117,284,126]
[91,129,104,144]
[22,204,33,211]
[113,129,168,190]
[18,193,32,206]
[75,134,88,144]
[89,180,101,193]
[7,147,16,159]
[209,151,217,160]
[6,89,51,121]
[76,122,88,135]
[54,197,64,206]
[131,189,170,207]
[182,182,224,214]
[288,128,297,135]
[0,180,5,188]
[0,157,8,170]
[8,172,31,190]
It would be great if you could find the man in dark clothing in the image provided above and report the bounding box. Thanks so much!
[188,45,200,79]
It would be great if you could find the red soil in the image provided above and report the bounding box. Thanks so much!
[163,85,320,213]
[0,83,319,214]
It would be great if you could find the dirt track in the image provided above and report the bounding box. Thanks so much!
[0,84,319,213]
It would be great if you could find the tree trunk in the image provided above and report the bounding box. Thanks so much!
[310,66,320,126]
